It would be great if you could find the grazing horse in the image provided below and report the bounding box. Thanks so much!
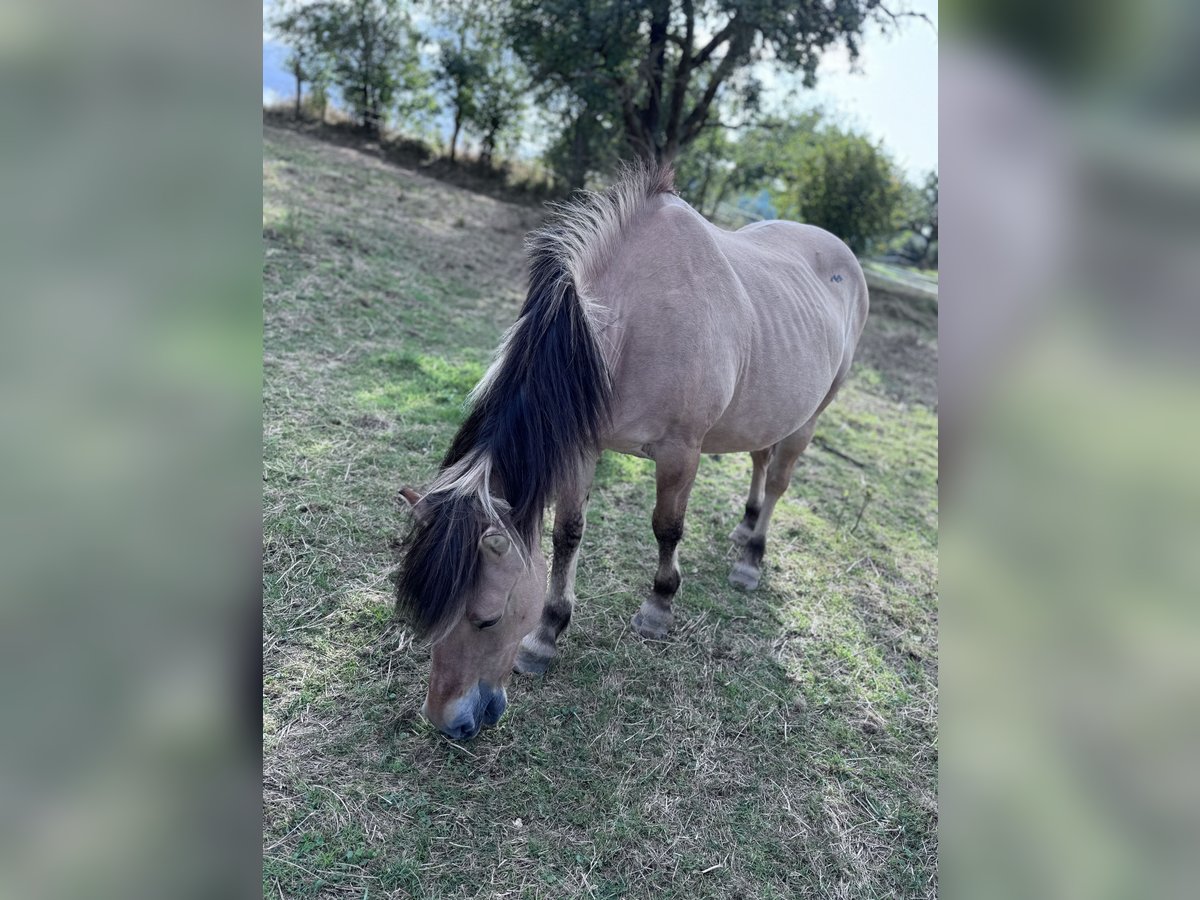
[397,164,868,740]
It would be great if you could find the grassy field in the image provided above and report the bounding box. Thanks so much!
[263,123,938,899]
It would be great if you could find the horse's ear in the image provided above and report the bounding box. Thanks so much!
[480,532,511,558]
[398,485,429,522]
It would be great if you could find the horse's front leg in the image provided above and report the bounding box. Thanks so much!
[514,453,597,674]
[631,445,701,640]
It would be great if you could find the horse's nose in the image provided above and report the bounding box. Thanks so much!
[440,712,481,741]
[425,682,505,740]
[480,684,507,725]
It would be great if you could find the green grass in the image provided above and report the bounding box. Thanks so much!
[263,124,938,899]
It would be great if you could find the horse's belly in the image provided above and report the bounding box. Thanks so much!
[699,360,834,453]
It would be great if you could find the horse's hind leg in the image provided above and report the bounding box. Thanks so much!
[515,453,597,675]
[730,447,774,545]
[631,445,701,640]
[728,420,816,591]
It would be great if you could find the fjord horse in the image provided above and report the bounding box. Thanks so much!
[398,164,868,739]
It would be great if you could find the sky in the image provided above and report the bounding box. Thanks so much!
[796,0,938,179]
[263,1,937,179]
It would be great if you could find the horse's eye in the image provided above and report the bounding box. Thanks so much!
[476,616,501,630]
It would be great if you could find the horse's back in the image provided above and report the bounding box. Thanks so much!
[595,198,867,456]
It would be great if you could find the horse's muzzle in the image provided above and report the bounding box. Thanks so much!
[428,681,507,741]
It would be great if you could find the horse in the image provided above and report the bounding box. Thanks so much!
[396,163,868,740]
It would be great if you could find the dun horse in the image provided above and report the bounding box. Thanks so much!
[397,164,868,740]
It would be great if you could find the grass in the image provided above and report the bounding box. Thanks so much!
[263,124,938,899]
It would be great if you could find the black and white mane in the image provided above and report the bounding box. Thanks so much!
[397,163,676,640]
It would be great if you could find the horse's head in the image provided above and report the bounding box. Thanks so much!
[397,486,546,740]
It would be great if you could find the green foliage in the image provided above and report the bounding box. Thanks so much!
[274,1,334,117]
[674,112,816,220]
[776,121,905,254]
[464,57,525,166]
[275,0,431,135]
[893,170,938,268]
[504,0,898,164]
[325,0,431,134]
[437,42,486,159]
[272,0,924,201]
[538,97,626,191]
[435,2,528,167]
[674,127,738,217]
[677,110,909,254]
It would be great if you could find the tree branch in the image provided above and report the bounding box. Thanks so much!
[876,4,936,33]
[618,83,653,161]
[663,0,695,159]
[692,16,738,68]
[679,38,746,145]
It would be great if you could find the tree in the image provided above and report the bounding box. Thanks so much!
[541,100,625,191]
[463,53,524,167]
[675,111,906,253]
[433,2,528,167]
[317,0,425,135]
[273,0,427,135]
[435,1,487,162]
[273,2,332,119]
[674,111,817,218]
[438,43,486,162]
[774,121,904,254]
[505,0,915,165]
[674,127,736,216]
[897,170,938,267]
[305,58,335,123]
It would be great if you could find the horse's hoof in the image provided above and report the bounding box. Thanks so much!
[729,523,754,546]
[728,562,761,591]
[631,606,672,640]
[513,634,556,675]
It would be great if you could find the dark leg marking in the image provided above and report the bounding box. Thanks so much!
[652,569,681,598]
[540,601,571,637]
[540,511,584,639]
[632,447,700,640]
[515,457,596,674]
[553,514,585,556]
[743,503,761,531]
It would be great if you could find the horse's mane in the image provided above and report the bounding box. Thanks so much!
[397,161,676,640]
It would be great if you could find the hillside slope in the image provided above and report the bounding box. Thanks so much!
[263,124,938,900]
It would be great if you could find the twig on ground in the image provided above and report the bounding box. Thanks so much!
[814,437,867,468]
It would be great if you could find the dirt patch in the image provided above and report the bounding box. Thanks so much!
[856,288,938,409]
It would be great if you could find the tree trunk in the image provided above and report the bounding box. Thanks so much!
[570,117,589,191]
[482,126,497,167]
[697,151,715,213]
[294,69,302,119]
[450,111,462,162]
[642,1,670,160]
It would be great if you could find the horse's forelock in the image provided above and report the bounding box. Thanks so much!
[397,490,487,641]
